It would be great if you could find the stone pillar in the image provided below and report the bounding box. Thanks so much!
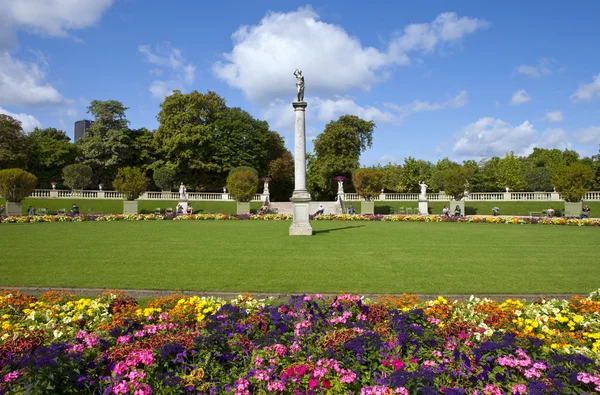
[49,190,58,198]
[289,101,312,236]
[418,195,429,215]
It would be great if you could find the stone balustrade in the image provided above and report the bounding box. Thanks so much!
[7,189,600,202]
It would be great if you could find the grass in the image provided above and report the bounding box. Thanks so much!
[0,221,598,295]
[0,199,263,215]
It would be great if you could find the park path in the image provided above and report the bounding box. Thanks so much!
[1,286,586,302]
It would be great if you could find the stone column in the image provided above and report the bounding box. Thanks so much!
[289,101,312,236]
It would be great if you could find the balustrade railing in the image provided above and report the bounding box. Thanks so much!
[15,189,600,202]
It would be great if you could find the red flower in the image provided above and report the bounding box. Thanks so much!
[322,380,331,389]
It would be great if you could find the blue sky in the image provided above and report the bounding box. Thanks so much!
[1,0,599,165]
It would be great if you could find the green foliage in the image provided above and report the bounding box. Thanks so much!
[0,168,37,202]
[524,166,553,192]
[0,114,28,169]
[397,157,433,193]
[380,163,403,192]
[552,163,595,202]
[496,152,526,191]
[153,167,177,191]
[62,164,93,190]
[442,166,472,200]
[352,168,384,200]
[77,100,133,187]
[113,167,148,201]
[267,151,294,201]
[431,158,459,192]
[309,115,375,199]
[26,128,77,188]
[226,168,258,202]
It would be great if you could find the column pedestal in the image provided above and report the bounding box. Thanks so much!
[289,101,312,236]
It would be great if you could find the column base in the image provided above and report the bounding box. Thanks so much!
[289,190,312,236]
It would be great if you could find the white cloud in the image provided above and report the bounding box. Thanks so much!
[510,89,531,105]
[514,58,553,78]
[385,90,468,116]
[0,51,63,106]
[0,0,115,42]
[453,118,538,157]
[575,126,600,144]
[214,7,487,102]
[536,128,570,150]
[378,154,402,164]
[313,97,397,124]
[139,43,196,99]
[0,106,41,132]
[543,110,563,123]
[571,74,600,102]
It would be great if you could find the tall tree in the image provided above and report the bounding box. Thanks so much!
[26,128,77,187]
[397,157,433,193]
[77,100,133,187]
[381,163,403,192]
[496,152,526,191]
[307,115,375,199]
[155,91,287,191]
[431,157,459,192]
[267,151,294,201]
[0,115,28,170]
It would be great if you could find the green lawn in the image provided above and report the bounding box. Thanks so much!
[0,221,598,294]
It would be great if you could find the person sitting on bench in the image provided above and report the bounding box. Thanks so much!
[454,205,462,217]
[546,207,555,217]
[581,204,591,219]
[315,204,325,216]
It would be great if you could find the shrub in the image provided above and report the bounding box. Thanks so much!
[442,166,473,200]
[227,168,258,202]
[352,168,384,201]
[62,164,93,190]
[552,163,595,202]
[0,168,37,202]
[113,167,148,201]
[153,167,176,191]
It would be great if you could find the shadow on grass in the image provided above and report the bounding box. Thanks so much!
[313,225,366,235]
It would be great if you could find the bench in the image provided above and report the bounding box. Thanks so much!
[529,211,546,217]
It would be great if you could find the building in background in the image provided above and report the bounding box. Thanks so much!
[74,120,93,142]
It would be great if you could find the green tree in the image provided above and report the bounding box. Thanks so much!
[442,166,472,200]
[26,128,77,188]
[352,168,384,200]
[62,164,93,190]
[0,114,28,169]
[397,157,433,193]
[431,158,459,192]
[113,167,148,201]
[226,167,258,202]
[153,167,177,191]
[552,163,595,202]
[308,115,375,199]
[77,100,133,187]
[381,163,403,192]
[496,152,526,191]
[0,168,37,202]
[267,151,294,201]
[523,166,553,191]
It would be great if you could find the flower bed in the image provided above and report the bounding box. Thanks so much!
[1,290,600,394]
[1,213,599,226]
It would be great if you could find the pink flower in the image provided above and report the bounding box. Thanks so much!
[117,336,132,345]
[511,384,527,394]
[308,378,319,388]
[483,384,501,395]
[134,384,152,395]
[112,380,130,394]
[2,371,20,383]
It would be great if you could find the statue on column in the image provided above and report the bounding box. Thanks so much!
[419,181,428,199]
[294,69,305,102]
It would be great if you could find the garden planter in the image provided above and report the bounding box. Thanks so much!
[564,201,582,218]
[450,200,465,217]
[237,201,250,214]
[361,200,375,215]
[123,200,139,215]
[5,202,22,216]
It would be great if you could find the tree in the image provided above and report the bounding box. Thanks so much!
[62,164,93,190]
[113,167,148,201]
[431,158,459,192]
[552,163,595,202]
[77,100,133,187]
[0,114,28,169]
[397,157,433,193]
[352,168,384,200]
[226,167,258,202]
[523,166,553,192]
[308,115,375,199]
[381,163,403,192]
[442,166,472,200]
[0,168,37,202]
[155,91,289,191]
[26,127,77,188]
[153,167,177,191]
[496,152,526,191]
[267,151,294,201]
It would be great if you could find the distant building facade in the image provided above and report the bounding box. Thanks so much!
[74,120,93,142]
